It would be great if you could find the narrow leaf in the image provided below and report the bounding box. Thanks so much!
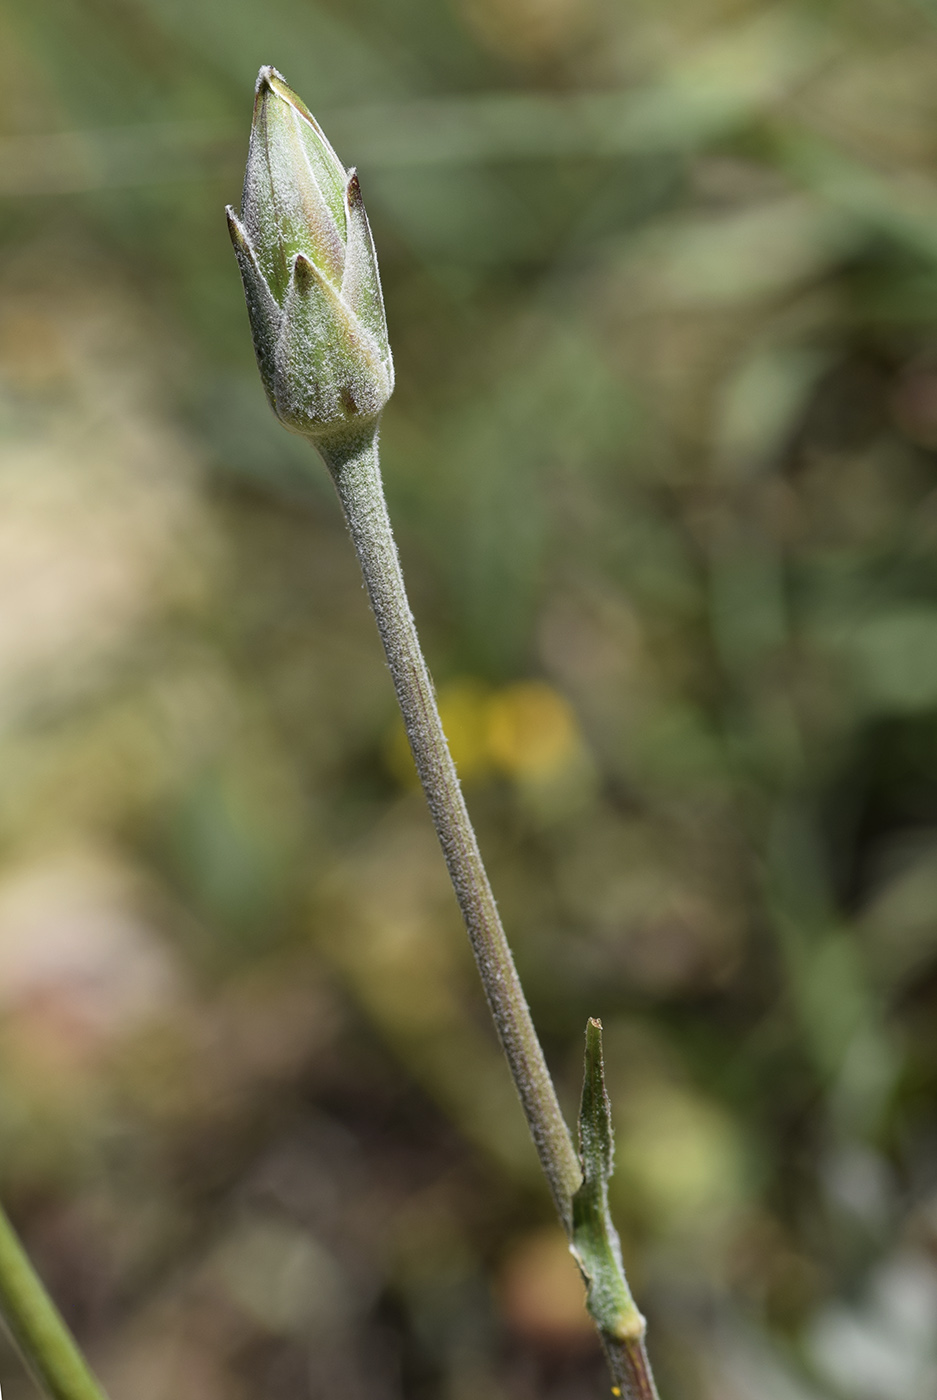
[570,1019,646,1344]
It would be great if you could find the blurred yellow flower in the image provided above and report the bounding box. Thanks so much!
[386,677,583,787]
[486,679,580,779]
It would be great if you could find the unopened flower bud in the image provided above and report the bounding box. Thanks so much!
[226,67,394,448]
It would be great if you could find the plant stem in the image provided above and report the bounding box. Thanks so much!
[604,1337,660,1400]
[318,428,660,1400]
[320,426,582,1227]
[0,1200,110,1400]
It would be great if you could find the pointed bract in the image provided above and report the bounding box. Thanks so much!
[274,254,390,437]
[257,67,347,233]
[242,68,345,301]
[342,171,391,368]
[226,206,282,408]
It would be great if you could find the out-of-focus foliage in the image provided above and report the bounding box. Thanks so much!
[2,0,937,1396]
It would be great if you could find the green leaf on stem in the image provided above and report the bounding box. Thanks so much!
[571,1018,646,1344]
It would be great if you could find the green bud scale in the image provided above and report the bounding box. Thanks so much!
[226,67,394,447]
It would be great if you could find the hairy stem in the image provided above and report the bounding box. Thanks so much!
[320,427,583,1227]
[319,427,659,1399]
[0,1201,110,1400]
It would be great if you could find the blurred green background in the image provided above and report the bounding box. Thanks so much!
[1,0,937,1396]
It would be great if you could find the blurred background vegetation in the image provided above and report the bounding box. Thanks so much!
[1,0,937,1396]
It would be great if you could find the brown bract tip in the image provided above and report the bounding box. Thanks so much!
[291,252,316,286]
[225,205,246,245]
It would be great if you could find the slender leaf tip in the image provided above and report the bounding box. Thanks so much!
[571,1017,646,1345]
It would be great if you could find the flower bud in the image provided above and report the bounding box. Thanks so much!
[226,67,394,448]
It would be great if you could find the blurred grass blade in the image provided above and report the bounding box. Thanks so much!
[0,1202,111,1400]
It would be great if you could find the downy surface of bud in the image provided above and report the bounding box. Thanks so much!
[226,67,394,448]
